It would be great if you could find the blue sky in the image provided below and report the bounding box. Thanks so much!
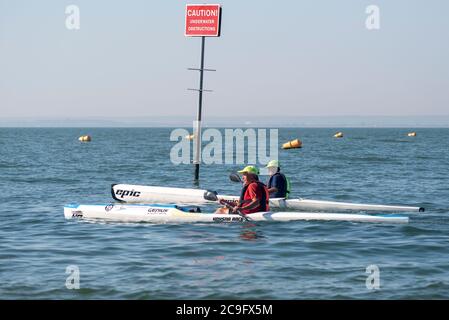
[0,0,448,124]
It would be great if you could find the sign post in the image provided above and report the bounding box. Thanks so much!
[185,4,221,182]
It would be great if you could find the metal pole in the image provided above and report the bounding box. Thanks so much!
[194,36,206,181]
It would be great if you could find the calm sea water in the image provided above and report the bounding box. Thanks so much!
[1,128,448,299]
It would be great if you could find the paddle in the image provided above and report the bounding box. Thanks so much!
[203,190,251,222]
[229,172,242,183]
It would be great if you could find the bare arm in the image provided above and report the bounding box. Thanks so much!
[267,187,278,194]
[234,198,260,212]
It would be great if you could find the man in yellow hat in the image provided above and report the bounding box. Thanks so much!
[266,160,291,199]
[218,165,270,214]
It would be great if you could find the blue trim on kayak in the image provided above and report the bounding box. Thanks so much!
[65,203,80,209]
[124,203,178,208]
[374,214,406,218]
[64,203,179,209]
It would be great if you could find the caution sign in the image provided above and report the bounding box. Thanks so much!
[185,4,221,37]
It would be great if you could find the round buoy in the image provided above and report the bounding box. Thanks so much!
[334,132,343,138]
[407,132,417,137]
[282,139,302,149]
[78,135,92,142]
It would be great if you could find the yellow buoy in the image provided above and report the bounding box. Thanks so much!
[185,134,195,140]
[282,138,302,149]
[78,135,92,142]
[334,132,343,138]
[407,132,417,137]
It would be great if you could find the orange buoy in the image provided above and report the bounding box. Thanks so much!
[407,132,417,137]
[282,139,302,149]
[334,132,343,138]
[78,135,91,142]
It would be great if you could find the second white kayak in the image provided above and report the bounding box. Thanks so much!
[111,184,424,212]
[268,198,425,213]
[64,203,409,224]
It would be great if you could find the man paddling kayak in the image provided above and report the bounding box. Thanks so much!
[266,160,291,199]
[218,165,270,215]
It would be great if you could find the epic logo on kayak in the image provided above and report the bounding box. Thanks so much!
[115,189,141,198]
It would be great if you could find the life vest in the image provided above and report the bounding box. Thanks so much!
[268,172,291,199]
[239,181,269,212]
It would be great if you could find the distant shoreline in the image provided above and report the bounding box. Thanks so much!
[1,116,449,128]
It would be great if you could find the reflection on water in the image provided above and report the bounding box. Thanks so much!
[239,223,265,241]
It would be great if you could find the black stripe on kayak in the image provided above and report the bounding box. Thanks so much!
[111,184,125,203]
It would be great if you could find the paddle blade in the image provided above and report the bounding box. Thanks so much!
[229,172,242,183]
[203,190,218,201]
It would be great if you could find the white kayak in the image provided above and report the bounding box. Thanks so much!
[111,184,424,213]
[63,203,409,224]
